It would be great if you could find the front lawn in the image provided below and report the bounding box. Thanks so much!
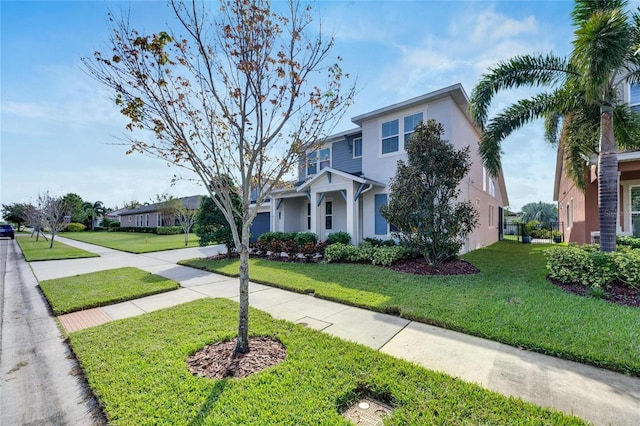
[181,241,640,376]
[39,267,179,314]
[16,236,100,261]
[69,298,583,425]
[60,231,201,253]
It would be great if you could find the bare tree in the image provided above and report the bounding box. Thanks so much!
[21,203,47,241]
[84,0,354,353]
[175,203,199,246]
[154,194,180,227]
[29,192,71,248]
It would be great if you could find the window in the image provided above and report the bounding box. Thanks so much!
[488,178,496,197]
[381,120,399,154]
[306,151,317,175]
[631,186,640,236]
[403,112,423,149]
[306,147,331,176]
[157,213,161,227]
[631,83,640,113]
[145,214,149,227]
[489,204,495,228]
[353,137,362,158]
[374,194,388,235]
[307,203,311,230]
[325,201,333,230]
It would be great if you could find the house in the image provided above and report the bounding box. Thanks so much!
[553,80,640,244]
[119,195,203,229]
[260,84,509,253]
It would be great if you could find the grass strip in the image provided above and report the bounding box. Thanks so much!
[69,298,584,425]
[60,231,201,253]
[39,267,179,314]
[16,236,99,261]
[180,241,640,376]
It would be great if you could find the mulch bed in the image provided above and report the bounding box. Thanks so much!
[389,258,480,275]
[187,337,287,379]
[547,277,640,308]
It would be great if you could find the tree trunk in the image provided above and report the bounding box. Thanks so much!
[598,107,617,253]
[234,243,250,354]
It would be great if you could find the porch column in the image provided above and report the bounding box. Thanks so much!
[346,186,357,244]
[310,190,318,237]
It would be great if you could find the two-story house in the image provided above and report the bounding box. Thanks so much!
[553,81,640,244]
[260,83,509,253]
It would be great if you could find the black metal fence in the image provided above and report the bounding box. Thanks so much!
[501,222,565,244]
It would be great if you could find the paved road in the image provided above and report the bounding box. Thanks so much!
[0,238,105,425]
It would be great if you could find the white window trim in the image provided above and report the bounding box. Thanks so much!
[379,111,425,158]
[353,137,362,159]
[488,204,495,228]
[306,146,331,177]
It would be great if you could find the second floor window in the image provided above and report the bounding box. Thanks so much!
[631,83,640,113]
[403,112,423,149]
[381,120,399,154]
[353,137,362,158]
[306,147,331,176]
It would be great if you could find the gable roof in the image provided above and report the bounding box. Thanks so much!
[351,83,471,126]
[295,167,385,193]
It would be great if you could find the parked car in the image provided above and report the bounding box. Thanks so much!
[0,224,15,239]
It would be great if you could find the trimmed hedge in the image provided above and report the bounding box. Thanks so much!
[546,244,640,289]
[157,226,182,235]
[112,227,158,233]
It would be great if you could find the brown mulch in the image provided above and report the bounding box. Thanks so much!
[389,258,480,275]
[547,277,640,308]
[186,336,287,379]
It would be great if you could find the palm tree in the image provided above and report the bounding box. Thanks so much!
[84,201,105,230]
[470,0,640,252]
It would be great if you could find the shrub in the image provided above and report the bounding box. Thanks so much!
[372,246,410,266]
[324,243,358,263]
[362,237,396,247]
[326,231,351,245]
[92,226,108,232]
[66,222,86,232]
[294,232,317,247]
[546,245,620,288]
[157,226,182,235]
[109,221,120,229]
[617,235,640,249]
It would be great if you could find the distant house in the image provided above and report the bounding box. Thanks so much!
[553,80,640,244]
[256,84,509,252]
[119,195,203,229]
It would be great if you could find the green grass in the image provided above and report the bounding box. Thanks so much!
[181,241,640,376]
[60,231,201,253]
[39,267,179,314]
[69,298,584,425]
[16,236,100,261]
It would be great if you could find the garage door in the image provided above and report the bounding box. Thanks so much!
[250,212,270,242]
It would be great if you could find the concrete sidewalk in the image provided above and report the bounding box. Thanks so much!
[22,237,640,425]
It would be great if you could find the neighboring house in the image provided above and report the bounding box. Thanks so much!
[119,195,203,228]
[553,80,640,244]
[261,84,509,253]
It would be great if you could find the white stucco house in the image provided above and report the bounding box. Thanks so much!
[252,83,509,253]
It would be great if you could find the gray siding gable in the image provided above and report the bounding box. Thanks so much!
[331,135,362,175]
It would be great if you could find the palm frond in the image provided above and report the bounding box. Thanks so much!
[480,89,573,176]
[544,113,562,145]
[469,54,574,130]
[613,103,640,150]
[572,7,632,102]
[572,0,627,26]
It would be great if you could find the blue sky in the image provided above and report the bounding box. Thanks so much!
[0,0,595,211]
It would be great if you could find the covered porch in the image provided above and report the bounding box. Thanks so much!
[270,168,384,243]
